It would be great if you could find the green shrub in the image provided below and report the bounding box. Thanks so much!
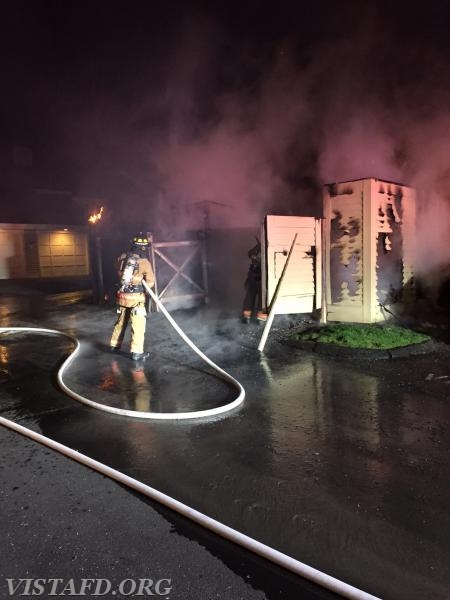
[291,323,430,349]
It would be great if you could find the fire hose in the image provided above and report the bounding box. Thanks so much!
[0,416,379,600]
[0,288,381,600]
[0,280,244,420]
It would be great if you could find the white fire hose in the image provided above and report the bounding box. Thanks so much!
[0,287,381,600]
[0,281,244,420]
[0,417,380,600]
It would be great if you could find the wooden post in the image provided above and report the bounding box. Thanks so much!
[95,235,104,304]
[258,234,297,353]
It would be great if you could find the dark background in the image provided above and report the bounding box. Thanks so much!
[1,0,450,272]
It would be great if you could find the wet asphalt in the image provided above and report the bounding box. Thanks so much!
[1,298,449,600]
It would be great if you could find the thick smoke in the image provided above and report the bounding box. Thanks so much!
[42,4,450,290]
[152,47,314,232]
[64,21,318,235]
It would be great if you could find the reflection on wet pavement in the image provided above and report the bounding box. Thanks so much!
[1,304,449,600]
[64,339,234,414]
[100,358,153,412]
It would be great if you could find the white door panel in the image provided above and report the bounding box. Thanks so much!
[263,215,321,315]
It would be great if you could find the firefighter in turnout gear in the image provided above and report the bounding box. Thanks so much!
[110,233,155,360]
[242,240,268,324]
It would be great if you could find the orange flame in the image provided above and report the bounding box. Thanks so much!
[88,206,104,224]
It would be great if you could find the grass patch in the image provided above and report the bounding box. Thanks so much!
[291,323,431,349]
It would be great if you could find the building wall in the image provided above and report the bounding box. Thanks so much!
[0,229,25,279]
[37,231,89,278]
[323,178,416,323]
[323,180,365,322]
[0,224,91,281]
[263,215,322,315]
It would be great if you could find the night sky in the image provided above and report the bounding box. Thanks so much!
[2,0,450,265]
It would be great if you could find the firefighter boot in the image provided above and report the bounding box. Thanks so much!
[131,351,150,361]
[256,310,268,324]
[241,310,251,324]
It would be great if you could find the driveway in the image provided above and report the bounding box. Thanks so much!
[1,302,449,599]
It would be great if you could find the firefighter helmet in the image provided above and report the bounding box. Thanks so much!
[132,232,150,248]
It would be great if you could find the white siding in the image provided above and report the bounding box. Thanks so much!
[323,178,416,323]
[264,215,321,315]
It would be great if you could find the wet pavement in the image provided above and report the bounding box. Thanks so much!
[1,299,450,599]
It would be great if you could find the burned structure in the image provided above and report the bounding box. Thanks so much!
[259,178,416,324]
[323,177,416,323]
[0,177,417,325]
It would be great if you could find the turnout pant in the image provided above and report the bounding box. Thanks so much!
[242,272,262,315]
[110,303,147,354]
[242,273,267,321]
